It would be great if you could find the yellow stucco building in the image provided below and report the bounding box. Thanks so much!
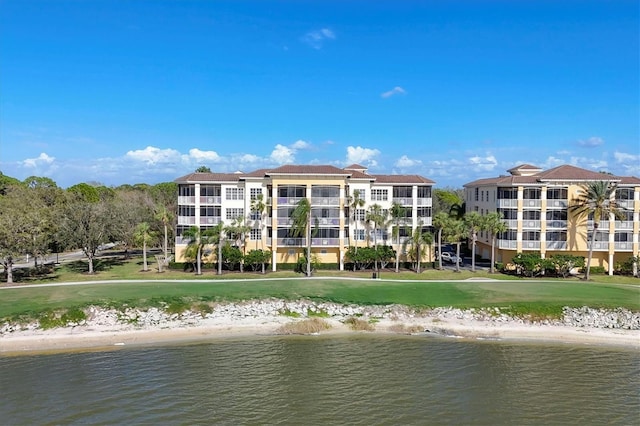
[463,164,640,274]
[175,164,435,270]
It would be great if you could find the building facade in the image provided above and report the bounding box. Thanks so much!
[463,164,640,274]
[175,164,435,270]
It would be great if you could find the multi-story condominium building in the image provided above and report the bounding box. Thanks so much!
[463,164,640,274]
[175,164,435,270]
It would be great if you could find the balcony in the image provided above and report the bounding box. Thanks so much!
[178,216,196,225]
[546,241,567,250]
[199,196,221,204]
[522,220,541,229]
[311,238,341,246]
[315,217,340,226]
[615,221,635,230]
[199,217,221,225]
[277,238,305,246]
[311,197,340,206]
[277,217,295,226]
[522,241,541,250]
[392,197,413,206]
[587,220,610,230]
[504,219,518,229]
[614,241,633,251]
[546,220,567,229]
[416,198,432,206]
[618,200,634,209]
[498,199,518,208]
[178,196,196,205]
[498,239,517,249]
[277,197,306,205]
[523,199,542,208]
[546,199,568,208]
[590,241,609,250]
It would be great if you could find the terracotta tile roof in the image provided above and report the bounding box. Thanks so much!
[174,172,242,183]
[618,176,640,185]
[266,165,352,176]
[372,174,435,184]
[537,165,621,182]
[241,168,270,178]
[344,163,368,171]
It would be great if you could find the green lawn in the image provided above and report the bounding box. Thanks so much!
[1,254,638,321]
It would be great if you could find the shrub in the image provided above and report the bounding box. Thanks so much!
[388,323,424,334]
[588,266,606,275]
[276,318,331,334]
[344,316,375,331]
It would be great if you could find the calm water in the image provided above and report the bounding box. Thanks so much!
[1,335,638,425]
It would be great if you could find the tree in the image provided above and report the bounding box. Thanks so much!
[182,226,217,275]
[432,212,451,270]
[433,188,464,215]
[134,222,157,272]
[443,218,466,272]
[463,211,484,272]
[195,166,212,173]
[569,181,623,280]
[155,205,173,263]
[0,185,33,283]
[366,203,387,272]
[483,212,508,274]
[291,198,313,276]
[389,202,406,273]
[227,215,251,272]
[404,223,433,273]
[347,190,366,271]
[250,193,268,273]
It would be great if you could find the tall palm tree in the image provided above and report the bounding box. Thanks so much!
[432,212,450,270]
[569,181,622,280]
[483,212,507,274]
[347,190,366,270]
[444,218,466,273]
[228,215,251,272]
[133,222,157,272]
[183,226,205,275]
[250,193,267,273]
[366,203,386,272]
[154,206,173,262]
[463,211,484,272]
[390,202,406,273]
[292,198,312,276]
[405,223,433,273]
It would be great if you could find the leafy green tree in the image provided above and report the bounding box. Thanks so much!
[347,190,366,267]
[182,226,217,275]
[195,166,212,173]
[227,215,251,272]
[569,181,623,280]
[443,218,466,272]
[433,188,464,215]
[366,203,387,272]
[483,212,508,274]
[549,254,585,278]
[134,222,158,272]
[292,198,313,276]
[512,252,554,277]
[222,243,243,271]
[464,211,484,272]
[389,202,406,272]
[250,193,268,273]
[0,185,33,283]
[244,249,271,272]
[432,212,451,270]
[404,224,433,273]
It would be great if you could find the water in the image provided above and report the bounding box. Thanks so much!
[1,335,638,425]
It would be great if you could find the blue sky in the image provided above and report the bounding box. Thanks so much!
[1,0,638,188]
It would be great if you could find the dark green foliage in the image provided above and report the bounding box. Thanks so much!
[511,252,554,277]
[615,256,639,276]
[222,244,243,270]
[244,249,271,271]
[589,266,606,275]
[549,254,585,278]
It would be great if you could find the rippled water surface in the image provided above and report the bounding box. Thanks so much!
[1,335,638,425]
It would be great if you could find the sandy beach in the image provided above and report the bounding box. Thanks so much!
[2,312,638,355]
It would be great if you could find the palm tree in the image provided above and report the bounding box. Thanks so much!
[444,218,466,273]
[347,190,366,270]
[464,211,484,272]
[228,215,251,272]
[292,198,312,276]
[366,204,387,272]
[432,212,450,270]
[569,181,622,280]
[182,226,205,275]
[483,212,507,274]
[390,202,406,273]
[133,222,157,272]
[154,206,173,263]
[405,223,433,273]
[250,193,267,273]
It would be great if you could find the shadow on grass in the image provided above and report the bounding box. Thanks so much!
[64,257,127,274]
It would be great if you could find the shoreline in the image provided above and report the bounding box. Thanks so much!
[2,313,638,355]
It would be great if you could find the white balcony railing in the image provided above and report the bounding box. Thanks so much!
[277,238,305,246]
[311,238,341,246]
[416,198,432,206]
[199,196,222,204]
[498,199,518,208]
[522,220,541,228]
[498,240,517,249]
[522,241,541,250]
[392,197,413,206]
[199,217,221,225]
[505,220,518,229]
[618,200,634,209]
[546,200,568,208]
[546,220,567,228]
[311,197,340,206]
[590,242,609,250]
[614,242,633,251]
[546,241,567,250]
[177,216,196,225]
[276,197,305,205]
[615,221,635,230]
[523,199,542,208]
[178,196,196,205]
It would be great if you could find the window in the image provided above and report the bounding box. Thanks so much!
[392,186,412,198]
[226,188,244,200]
[546,231,566,241]
[547,188,568,199]
[499,230,517,240]
[371,189,388,201]
[523,188,541,199]
[481,190,484,202]
[522,210,540,220]
[179,206,195,216]
[250,229,262,240]
[226,208,244,220]
[546,210,567,220]
[355,229,365,241]
[500,209,517,220]
[200,206,220,217]
[250,188,262,200]
[355,209,366,221]
[475,188,479,201]
[417,207,431,218]
[201,185,221,197]
[311,186,339,198]
[179,185,195,196]
[614,232,631,242]
[417,186,431,198]
[497,188,517,199]
[278,185,305,198]
[616,188,634,200]
[250,210,261,221]
[522,231,540,240]
[353,189,366,199]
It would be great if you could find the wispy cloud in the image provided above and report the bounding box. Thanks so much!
[577,136,604,148]
[395,155,422,168]
[381,86,406,99]
[468,154,498,172]
[301,28,335,49]
[23,152,55,168]
[346,146,380,167]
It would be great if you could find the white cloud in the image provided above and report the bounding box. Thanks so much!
[187,148,221,162]
[23,152,55,168]
[238,154,260,163]
[125,146,181,164]
[270,144,295,164]
[346,146,380,166]
[468,155,498,171]
[577,136,604,147]
[381,86,407,99]
[542,156,565,169]
[302,28,336,49]
[614,151,639,163]
[291,139,311,150]
[613,151,640,175]
[395,155,422,168]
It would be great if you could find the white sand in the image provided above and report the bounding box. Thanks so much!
[1,315,638,355]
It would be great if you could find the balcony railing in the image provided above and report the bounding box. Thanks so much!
[504,219,518,229]
[416,198,432,206]
[498,239,517,249]
[546,241,567,250]
[618,200,634,209]
[199,217,221,225]
[615,221,635,230]
[178,196,196,205]
[498,199,518,208]
[392,197,413,206]
[546,199,568,208]
[277,218,295,226]
[199,196,222,204]
[523,199,542,208]
[590,241,609,250]
[522,220,541,228]
[277,238,305,246]
[311,197,340,206]
[587,220,610,230]
[522,240,541,250]
[311,238,341,246]
[546,220,567,228]
[315,217,340,226]
[614,241,633,251]
[277,197,306,205]
[177,216,196,225]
